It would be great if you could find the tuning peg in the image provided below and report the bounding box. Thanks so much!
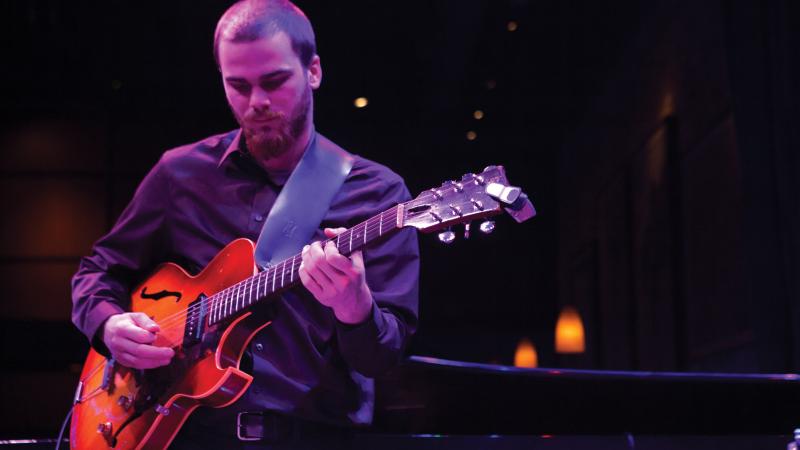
[438,229,456,244]
[464,222,471,239]
[479,220,496,234]
[486,182,521,205]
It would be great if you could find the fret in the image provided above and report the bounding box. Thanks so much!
[271,266,276,292]
[256,272,261,300]
[246,277,252,307]
[211,295,217,323]
[219,291,225,321]
[363,222,367,245]
[223,287,229,319]
[290,255,295,282]
[280,259,286,288]
[220,289,227,321]
[349,228,353,253]
[236,281,242,312]
[241,278,247,309]
[379,211,383,236]
[261,271,267,297]
[220,289,226,321]
[247,277,252,306]
[231,282,238,316]
[229,285,235,317]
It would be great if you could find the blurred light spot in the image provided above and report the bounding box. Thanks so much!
[473,110,484,120]
[354,97,368,108]
[466,131,477,141]
[111,80,122,90]
[486,80,497,90]
[507,21,518,32]
[660,91,675,117]
[555,306,585,353]
[514,338,538,368]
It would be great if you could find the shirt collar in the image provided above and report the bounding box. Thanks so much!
[217,128,244,168]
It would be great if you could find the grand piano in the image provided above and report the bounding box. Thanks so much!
[357,355,800,449]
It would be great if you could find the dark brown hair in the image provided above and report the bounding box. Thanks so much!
[214,0,317,68]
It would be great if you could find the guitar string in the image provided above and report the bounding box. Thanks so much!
[151,186,478,336]
[152,186,480,335]
[148,184,480,342]
[150,201,406,330]
[149,204,409,335]
[151,216,395,343]
[153,218,388,331]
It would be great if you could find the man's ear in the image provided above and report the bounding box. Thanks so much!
[308,55,322,89]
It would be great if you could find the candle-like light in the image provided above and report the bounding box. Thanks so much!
[555,306,585,353]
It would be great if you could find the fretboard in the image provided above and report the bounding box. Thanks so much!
[207,204,404,325]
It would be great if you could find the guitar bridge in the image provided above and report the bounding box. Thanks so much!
[101,358,117,393]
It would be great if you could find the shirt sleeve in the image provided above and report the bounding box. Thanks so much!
[333,176,420,377]
[71,157,172,355]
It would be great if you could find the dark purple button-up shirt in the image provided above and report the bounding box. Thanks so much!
[71,129,420,427]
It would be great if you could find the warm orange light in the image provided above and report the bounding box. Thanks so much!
[354,97,368,108]
[555,306,585,353]
[473,110,484,120]
[466,131,477,141]
[507,21,518,32]
[514,338,538,368]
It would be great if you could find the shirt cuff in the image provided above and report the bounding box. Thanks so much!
[86,300,126,357]
[334,301,383,341]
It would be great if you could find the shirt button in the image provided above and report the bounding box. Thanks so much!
[254,214,264,222]
[255,343,264,351]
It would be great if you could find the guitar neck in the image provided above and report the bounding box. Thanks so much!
[207,203,405,325]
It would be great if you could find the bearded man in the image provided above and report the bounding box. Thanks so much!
[71,1,419,448]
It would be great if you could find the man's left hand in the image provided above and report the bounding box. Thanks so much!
[298,227,373,324]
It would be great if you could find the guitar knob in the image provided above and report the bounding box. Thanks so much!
[479,220,496,234]
[438,229,456,244]
[97,421,112,436]
[464,222,471,239]
[117,395,132,411]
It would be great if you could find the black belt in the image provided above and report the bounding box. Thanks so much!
[236,411,353,444]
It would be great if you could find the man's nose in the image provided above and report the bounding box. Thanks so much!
[249,88,271,110]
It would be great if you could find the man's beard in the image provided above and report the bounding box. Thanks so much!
[236,87,311,161]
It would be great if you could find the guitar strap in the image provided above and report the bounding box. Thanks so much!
[253,132,354,269]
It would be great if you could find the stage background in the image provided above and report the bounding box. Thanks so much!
[1,0,798,439]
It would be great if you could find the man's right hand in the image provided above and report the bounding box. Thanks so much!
[102,312,175,369]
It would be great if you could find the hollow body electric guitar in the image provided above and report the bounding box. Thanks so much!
[70,166,535,449]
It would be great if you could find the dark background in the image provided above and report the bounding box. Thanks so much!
[1,0,798,438]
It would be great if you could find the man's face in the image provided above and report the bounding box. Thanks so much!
[218,32,321,161]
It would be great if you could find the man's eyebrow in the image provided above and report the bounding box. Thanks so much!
[259,69,292,81]
[224,69,292,84]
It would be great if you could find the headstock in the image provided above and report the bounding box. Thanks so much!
[402,165,536,240]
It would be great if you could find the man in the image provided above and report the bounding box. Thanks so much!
[71,0,419,448]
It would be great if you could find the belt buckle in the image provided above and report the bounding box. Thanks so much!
[236,411,263,442]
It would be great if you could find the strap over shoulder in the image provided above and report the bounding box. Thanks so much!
[254,133,355,268]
